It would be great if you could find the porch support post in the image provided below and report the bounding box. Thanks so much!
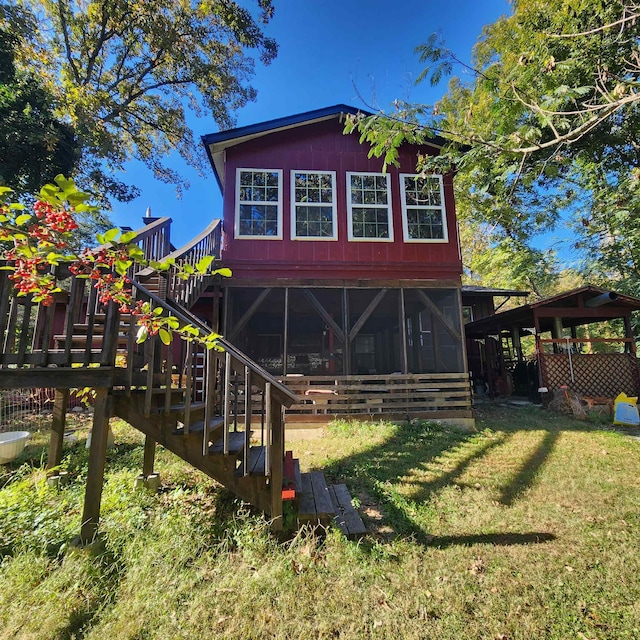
[342,288,351,374]
[534,313,544,390]
[80,388,111,544]
[399,288,409,374]
[142,436,156,477]
[456,287,468,373]
[283,287,289,375]
[511,327,523,363]
[624,315,635,354]
[46,388,69,470]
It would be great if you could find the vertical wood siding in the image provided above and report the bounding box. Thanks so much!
[220,120,462,281]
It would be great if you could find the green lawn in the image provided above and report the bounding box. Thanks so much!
[1,405,639,639]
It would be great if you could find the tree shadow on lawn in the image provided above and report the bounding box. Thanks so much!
[320,408,590,547]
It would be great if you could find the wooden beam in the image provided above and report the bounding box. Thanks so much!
[415,289,462,343]
[302,289,345,343]
[348,288,388,342]
[80,388,112,544]
[399,289,409,374]
[228,288,272,341]
[0,367,114,390]
[46,389,69,470]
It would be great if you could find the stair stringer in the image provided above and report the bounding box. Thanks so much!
[112,395,274,516]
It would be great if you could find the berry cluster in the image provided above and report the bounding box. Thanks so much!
[31,201,78,247]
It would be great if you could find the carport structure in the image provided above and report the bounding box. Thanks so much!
[464,286,640,399]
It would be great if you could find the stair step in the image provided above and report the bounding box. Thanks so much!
[298,471,334,521]
[209,431,247,456]
[328,484,367,538]
[235,445,266,476]
[169,401,207,415]
[172,415,224,436]
[54,334,131,348]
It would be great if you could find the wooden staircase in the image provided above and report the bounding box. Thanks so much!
[0,216,366,541]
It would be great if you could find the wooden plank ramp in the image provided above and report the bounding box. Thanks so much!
[328,484,367,538]
[297,471,367,537]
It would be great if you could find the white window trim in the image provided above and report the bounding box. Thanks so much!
[400,173,449,243]
[235,168,283,240]
[346,172,394,242]
[290,170,338,241]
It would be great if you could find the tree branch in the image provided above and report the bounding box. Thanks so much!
[55,0,81,83]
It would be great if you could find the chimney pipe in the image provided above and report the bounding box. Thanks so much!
[585,292,618,307]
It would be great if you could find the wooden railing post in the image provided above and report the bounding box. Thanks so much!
[269,391,284,531]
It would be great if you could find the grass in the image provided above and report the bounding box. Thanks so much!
[1,405,640,639]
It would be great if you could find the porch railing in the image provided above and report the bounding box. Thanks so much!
[136,219,222,310]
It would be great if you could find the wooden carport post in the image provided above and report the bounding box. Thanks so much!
[79,388,112,544]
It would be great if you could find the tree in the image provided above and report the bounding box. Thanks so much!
[0,0,277,204]
[0,28,78,193]
[346,0,640,297]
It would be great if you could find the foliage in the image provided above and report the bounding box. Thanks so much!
[0,175,228,347]
[0,0,277,204]
[346,0,640,296]
[0,28,78,193]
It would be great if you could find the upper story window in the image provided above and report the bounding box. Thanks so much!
[236,169,282,239]
[400,174,448,243]
[347,173,393,242]
[291,171,337,240]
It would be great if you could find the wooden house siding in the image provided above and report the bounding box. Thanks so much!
[219,120,462,282]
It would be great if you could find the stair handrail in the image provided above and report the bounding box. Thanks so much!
[136,219,222,309]
[129,280,297,404]
[128,277,296,523]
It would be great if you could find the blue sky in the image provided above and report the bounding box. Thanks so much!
[111,0,511,248]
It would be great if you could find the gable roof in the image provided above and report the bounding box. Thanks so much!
[461,284,530,297]
[464,285,640,338]
[201,104,447,191]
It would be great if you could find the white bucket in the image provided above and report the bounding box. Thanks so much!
[0,431,30,464]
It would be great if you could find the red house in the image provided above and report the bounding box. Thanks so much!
[201,105,473,425]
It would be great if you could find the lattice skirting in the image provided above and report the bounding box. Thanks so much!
[539,353,640,397]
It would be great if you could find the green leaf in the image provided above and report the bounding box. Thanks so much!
[214,267,232,278]
[136,326,148,344]
[114,259,133,276]
[152,306,164,316]
[119,231,137,243]
[158,328,172,345]
[9,203,25,210]
[104,228,120,243]
[15,214,31,226]
[195,256,214,272]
